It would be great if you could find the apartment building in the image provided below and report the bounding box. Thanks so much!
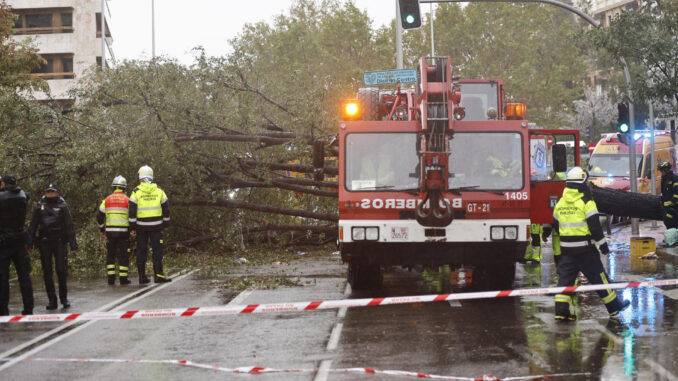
[7,0,113,104]
[590,0,640,28]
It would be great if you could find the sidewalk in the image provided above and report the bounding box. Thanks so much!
[612,219,678,265]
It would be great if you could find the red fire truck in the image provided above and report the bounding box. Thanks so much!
[337,57,580,290]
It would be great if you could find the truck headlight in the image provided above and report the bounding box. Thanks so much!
[365,227,379,241]
[352,227,365,241]
[491,226,504,240]
[504,226,518,240]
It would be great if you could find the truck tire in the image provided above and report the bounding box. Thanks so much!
[471,263,516,291]
[348,262,382,290]
[357,88,381,121]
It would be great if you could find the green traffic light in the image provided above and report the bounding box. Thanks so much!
[618,123,629,133]
[405,14,416,24]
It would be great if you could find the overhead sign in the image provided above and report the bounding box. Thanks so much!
[363,69,417,86]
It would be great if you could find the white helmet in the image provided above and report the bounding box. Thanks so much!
[566,167,588,183]
[138,165,154,182]
[112,175,127,188]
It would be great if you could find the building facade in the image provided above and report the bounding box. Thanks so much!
[7,0,113,103]
[590,0,640,28]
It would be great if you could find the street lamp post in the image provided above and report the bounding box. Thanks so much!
[152,0,156,58]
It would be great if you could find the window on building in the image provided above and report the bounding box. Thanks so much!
[31,54,75,80]
[96,13,112,38]
[12,8,74,35]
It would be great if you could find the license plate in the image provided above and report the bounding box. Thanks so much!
[390,227,409,240]
[466,202,491,214]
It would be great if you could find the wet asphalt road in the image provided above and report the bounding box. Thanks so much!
[1,224,677,380]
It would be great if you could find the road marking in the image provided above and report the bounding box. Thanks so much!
[326,323,343,351]
[0,274,173,362]
[0,269,196,372]
[313,359,332,381]
[227,289,253,305]
[645,359,678,381]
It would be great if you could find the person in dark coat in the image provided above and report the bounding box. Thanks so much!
[659,161,678,229]
[28,183,78,310]
[0,175,34,316]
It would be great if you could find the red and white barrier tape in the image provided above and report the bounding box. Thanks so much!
[2,278,676,324]
[0,357,592,380]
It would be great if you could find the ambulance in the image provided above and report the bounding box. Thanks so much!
[588,131,676,194]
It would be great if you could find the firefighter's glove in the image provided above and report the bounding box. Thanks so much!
[599,242,610,255]
[542,226,552,242]
[554,254,561,266]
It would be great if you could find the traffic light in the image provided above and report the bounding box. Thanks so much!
[398,0,421,29]
[617,103,630,134]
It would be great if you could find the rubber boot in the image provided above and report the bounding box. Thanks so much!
[46,296,58,310]
[119,276,131,285]
[108,275,116,285]
[153,261,171,283]
[138,264,150,284]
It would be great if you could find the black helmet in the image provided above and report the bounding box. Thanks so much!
[45,182,59,192]
[1,174,16,185]
[658,162,672,171]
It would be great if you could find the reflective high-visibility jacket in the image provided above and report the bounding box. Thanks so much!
[552,185,605,255]
[97,189,130,238]
[660,172,678,208]
[128,182,169,231]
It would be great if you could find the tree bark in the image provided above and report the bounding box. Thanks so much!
[178,198,339,221]
[240,159,338,176]
[241,224,336,234]
[590,184,663,220]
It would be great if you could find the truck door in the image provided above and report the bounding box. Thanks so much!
[529,130,580,224]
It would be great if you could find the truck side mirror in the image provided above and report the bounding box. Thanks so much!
[552,144,567,173]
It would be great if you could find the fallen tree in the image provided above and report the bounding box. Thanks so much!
[591,183,663,220]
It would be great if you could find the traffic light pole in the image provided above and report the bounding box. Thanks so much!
[418,0,641,234]
[396,1,403,69]
[621,57,640,233]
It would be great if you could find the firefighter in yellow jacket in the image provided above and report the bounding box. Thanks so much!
[552,167,630,321]
[129,166,171,284]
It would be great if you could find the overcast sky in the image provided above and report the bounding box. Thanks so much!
[108,0,411,64]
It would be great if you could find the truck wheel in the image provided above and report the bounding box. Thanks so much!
[471,263,516,291]
[348,262,382,290]
[357,88,381,121]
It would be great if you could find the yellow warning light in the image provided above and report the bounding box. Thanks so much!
[506,103,527,120]
[342,100,361,120]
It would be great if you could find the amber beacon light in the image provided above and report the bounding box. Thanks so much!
[342,100,362,120]
[505,102,527,120]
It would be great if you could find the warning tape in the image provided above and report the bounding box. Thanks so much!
[2,278,676,324]
[0,357,592,380]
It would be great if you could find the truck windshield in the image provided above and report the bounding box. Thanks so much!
[458,82,499,120]
[449,132,524,190]
[588,154,630,177]
[345,133,419,191]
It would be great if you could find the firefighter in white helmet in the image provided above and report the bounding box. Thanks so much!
[552,167,629,321]
[97,175,131,285]
[128,166,171,283]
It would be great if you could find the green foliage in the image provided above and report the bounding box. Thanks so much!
[417,3,588,127]
[587,0,678,110]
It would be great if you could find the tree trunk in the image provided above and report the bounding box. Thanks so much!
[590,184,663,220]
[179,198,339,221]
